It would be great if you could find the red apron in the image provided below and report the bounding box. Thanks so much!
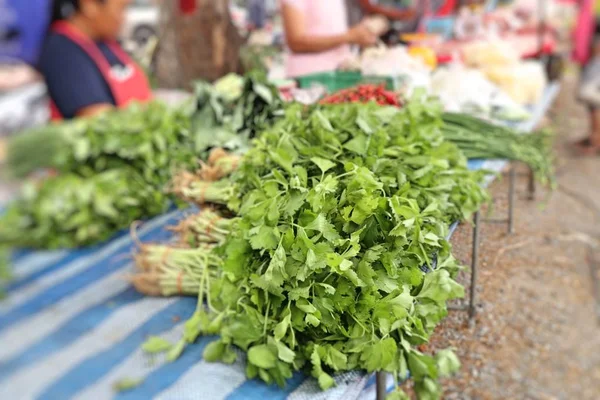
[49,21,152,120]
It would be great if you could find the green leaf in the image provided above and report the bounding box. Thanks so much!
[249,225,280,250]
[248,344,277,369]
[269,148,295,174]
[166,339,186,362]
[253,83,274,104]
[305,214,340,242]
[417,269,464,303]
[360,338,398,373]
[315,110,334,132]
[310,157,336,174]
[356,115,373,135]
[325,346,347,371]
[274,314,291,341]
[203,340,226,362]
[264,243,287,286]
[112,377,144,393]
[408,351,437,381]
[435,349,461,377]
[318,372,336,390]
[274,340,296,363]
[73,138,91,161]
[141,336,172,354]
[386,389,410,400]
[344,134,368,155]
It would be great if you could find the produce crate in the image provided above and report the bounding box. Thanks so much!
[296,71,397,92]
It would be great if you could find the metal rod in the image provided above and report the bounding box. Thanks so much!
[586,246,600,325]
[508,165,516,234]
[469,211,481,321]
[376,372,386,400]
[528,166,536,200]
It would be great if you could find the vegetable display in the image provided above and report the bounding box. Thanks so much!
[140,98,489,399]
[441,112,555,187]
[0,103,194,249]
[319,84,402,107]
[0,75,284,252]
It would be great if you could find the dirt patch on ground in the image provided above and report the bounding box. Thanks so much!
[430,75,600,400]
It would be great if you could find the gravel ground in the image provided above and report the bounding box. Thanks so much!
[426,75,600,399]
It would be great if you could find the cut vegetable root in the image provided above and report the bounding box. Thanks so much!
[171,173,234,206]
[131,244,221,297]
[198,154,241,182]
[169,209,236,246]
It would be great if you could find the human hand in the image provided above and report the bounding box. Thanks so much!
[363,16,389,37]
[347,24,378,47]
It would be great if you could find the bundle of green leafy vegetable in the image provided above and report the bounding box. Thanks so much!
[0,103,195,249]
[0,168,168,249]
[191,71,285,156]
[156,98,490,399]
[441,112,555,187]
[1,74,285,252]
[6,102,194,180]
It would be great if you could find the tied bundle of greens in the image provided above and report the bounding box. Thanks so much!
[5,102,194,181]
[0,103,196,250]
[159,98,490,399]
[441,112,555,187]
[0,168,167,249]
[0,74,285,253]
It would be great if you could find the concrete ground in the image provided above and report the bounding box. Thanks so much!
[428,75,600,399]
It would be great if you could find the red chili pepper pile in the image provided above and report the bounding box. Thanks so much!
[319,84,402,107]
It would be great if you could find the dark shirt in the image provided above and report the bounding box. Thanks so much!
[38,32,125,119]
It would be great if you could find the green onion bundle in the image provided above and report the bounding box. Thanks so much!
[441,112,555,187]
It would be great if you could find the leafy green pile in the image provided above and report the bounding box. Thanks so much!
[441,112,555,187]
[191,72,285,156]
[0,169,167,249]
[1,74,285,251]
[168,99,489,399]
[6,102,194,181]
[1,103,195,249]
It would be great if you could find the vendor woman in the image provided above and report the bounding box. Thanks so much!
[281,0,379,77]
[39,0,152,120]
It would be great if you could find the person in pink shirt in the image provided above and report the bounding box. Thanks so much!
[281,0,378,77]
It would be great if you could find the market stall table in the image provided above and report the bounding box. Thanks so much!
[0,84,559,400]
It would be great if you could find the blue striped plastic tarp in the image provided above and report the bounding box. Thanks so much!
[0,208,377,400]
